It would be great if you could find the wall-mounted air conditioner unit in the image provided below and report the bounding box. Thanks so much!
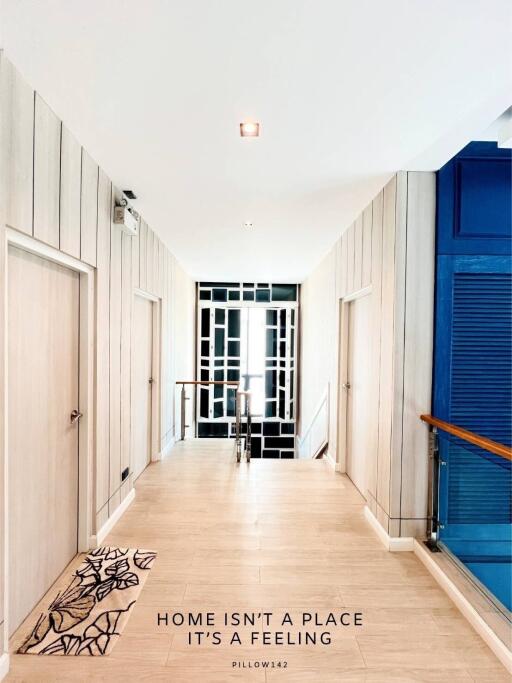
[113,198,139,236]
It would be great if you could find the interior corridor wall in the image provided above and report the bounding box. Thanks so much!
[0,52,195,653]
[171,263,196,441]
[299,172,436,540]
[299,248,337,457]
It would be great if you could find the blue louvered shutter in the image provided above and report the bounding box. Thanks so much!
[451,271,512,447]
[435,257,512,529]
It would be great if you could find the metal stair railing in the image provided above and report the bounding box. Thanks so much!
[235,390,252,463]
[175,381,252,463]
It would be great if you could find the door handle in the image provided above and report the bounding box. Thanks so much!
[148,377,154,385]
[70,409,83,424]
[342,382,351,390]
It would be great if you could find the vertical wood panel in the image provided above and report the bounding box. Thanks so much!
[59,125,81,258]
[131,225,140,290]
[389,172,408,518]
[120,478,131,505]
[80,149,98,266]
[400,172,436,521]
[169,253,176,436]
[96,503,108,532]
[339,232,348,297]
[146,226,154,294]
[132,295,153,477]
[333,238,341,300]
[367,190,383,502]
[168,254,176,440]
[353,214,363,291]
[153,235,161,296]
[161,250,171,443]
[159,237,166,301]
[362,204,372,288]
[108,489,121,517]
[1,58,34,235]
[33,95,60,248]
[159,246,168,447]
[346,223,355,294]
[109,211,122,498]
[376,175,397,514]
[96,170,111,513]
[120,231,132,495]
[0,53,5,624]
[376,505,390,533]
[139,219,147,291]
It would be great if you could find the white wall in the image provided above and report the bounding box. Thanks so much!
[171,261,196,442]
[299,173,436,539]
[299,249,337,458]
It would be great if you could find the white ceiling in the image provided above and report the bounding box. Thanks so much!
[1,1,511,281]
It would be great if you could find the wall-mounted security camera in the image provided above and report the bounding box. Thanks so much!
[114,192,140,236]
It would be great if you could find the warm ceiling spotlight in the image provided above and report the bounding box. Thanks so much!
[240,122,260,137]
[243,221,253,228]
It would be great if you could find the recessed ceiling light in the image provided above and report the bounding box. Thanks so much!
[243,221,253,228]
[240,122,260,137]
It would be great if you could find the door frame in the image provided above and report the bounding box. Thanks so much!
[335,285,372,474]
[133,289,161,467]
[3,228,95,641]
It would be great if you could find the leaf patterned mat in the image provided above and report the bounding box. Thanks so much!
[17,547,156,656]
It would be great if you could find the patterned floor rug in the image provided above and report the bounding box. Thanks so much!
[17,546,157,656]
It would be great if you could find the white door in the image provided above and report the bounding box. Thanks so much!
[346,294,372,497]
[8,246,80,634]
[132,295,153,480]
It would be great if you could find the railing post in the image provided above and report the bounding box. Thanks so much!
[426,426,440,551]
[245,393,252,462]
[235,391,242,462]
[180,384,186,441]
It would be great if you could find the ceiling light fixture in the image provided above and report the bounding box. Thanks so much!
[240,122,260,137]
[243,221,253,228]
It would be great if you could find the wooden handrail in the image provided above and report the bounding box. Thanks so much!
[176,380,239,386]
[420,414,512,462]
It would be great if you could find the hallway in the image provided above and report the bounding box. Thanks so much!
[7,440,507,682]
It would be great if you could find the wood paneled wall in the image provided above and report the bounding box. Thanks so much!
[0,54,7,660]
[300,172,435,539]
[0,53,196,647]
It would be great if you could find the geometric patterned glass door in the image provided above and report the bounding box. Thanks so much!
[197,282,298,458]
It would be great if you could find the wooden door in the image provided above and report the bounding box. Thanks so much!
[346,294,372,497]
[132,296,153,480]
[8,246,80,634]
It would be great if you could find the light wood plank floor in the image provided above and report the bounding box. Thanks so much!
[7,439,509,682]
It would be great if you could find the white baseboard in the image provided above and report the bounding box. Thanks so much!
[323,452,336,470]
[389,535,414,551]
[93,489,136,547]
[364,506,414,552]
[0,653,9,681]
[414,540,512,672]
[159,436,176,459]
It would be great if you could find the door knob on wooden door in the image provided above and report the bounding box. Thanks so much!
[70,409,83,424]
[148,377,154,384]
[342,382,351,390]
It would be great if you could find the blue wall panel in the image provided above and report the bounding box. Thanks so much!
[437,141,512,255]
